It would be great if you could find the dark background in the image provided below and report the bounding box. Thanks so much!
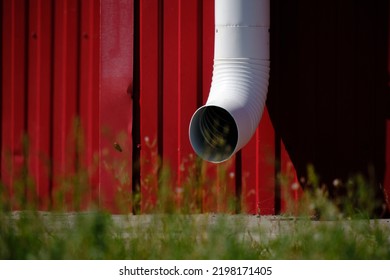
[268,0,389,214]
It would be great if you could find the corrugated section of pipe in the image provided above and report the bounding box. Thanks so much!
[189,0,270,163]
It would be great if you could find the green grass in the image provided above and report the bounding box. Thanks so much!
[1,196,390,259]
[0,132,389,259]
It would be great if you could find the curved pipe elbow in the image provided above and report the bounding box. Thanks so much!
[189,0,270,163]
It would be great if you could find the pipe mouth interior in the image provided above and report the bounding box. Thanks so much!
[189,106,238,163]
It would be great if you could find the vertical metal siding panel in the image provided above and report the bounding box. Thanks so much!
[201,161,237,213]
[241,134,259,214]
[162,0,179,200]
[27,0,52,208]
[201,0,213,100]
[52,0,79,209]
[256,110,276,214]
[161,0,204,208]
[66,0,79,207]
[1,0,27,208]
[92,0,101,205]
[79,0,100,208]
[139,0,159,212]
[241,110,275,215]
[1,0,12,198]
[218,158,237,212]
[100,0,133,212]
[178,0,202,210]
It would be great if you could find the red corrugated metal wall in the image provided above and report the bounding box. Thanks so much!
[99,0,133,212]
[1,0,103,210]
[1,0,137,212]
[0,0,130,211]
[1,0,389,215]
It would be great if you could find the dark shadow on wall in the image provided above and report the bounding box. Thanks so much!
[267,0,389,216]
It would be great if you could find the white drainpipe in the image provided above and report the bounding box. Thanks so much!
[189,0,270,163]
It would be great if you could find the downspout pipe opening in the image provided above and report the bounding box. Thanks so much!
[189,106,238,163]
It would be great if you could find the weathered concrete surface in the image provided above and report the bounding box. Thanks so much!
[7,212,390,242]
